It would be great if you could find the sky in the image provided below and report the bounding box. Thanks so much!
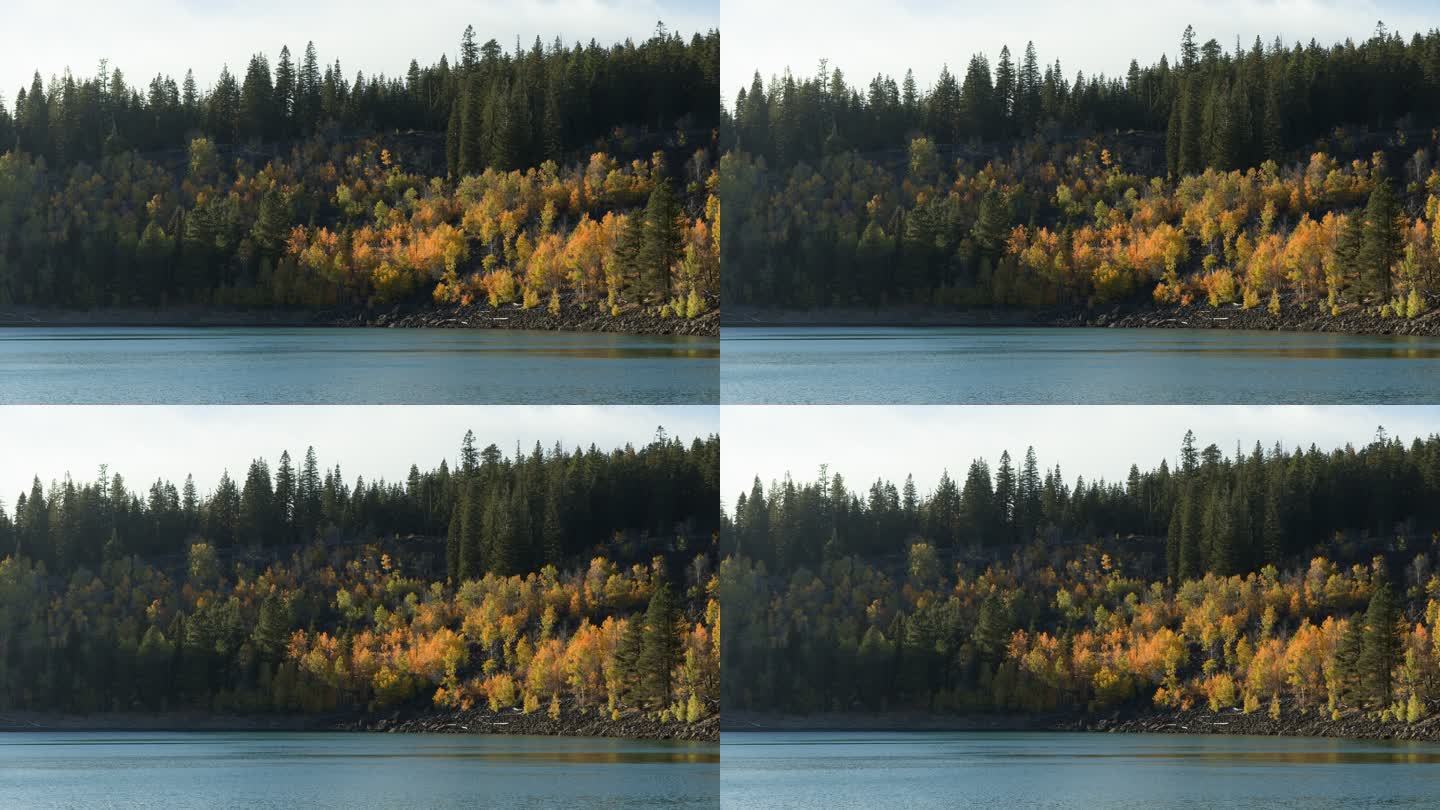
[722,406,1440,512]
[722,0,1435,104]
[0,406,718,507]
[2,0,718,99]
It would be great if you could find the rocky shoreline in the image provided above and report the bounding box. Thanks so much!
[1078,298,1440,337]
[0,301,719,337]
[1090,702,1440,742]
[0,705,718,742]
[724,702,1440,742]
[335,301,719,336]
[724,297,1440,337]
[339,704,718,742]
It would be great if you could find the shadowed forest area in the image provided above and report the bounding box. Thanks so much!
[721,24,1440,322]
[0,431,719,730]
[0,24,720,322]
[722,429,1440,729]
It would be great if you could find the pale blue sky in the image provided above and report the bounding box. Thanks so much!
[723,0,1434,104]
[0,406,718,507]
[3,0,717,100]
[722,406,1440,511]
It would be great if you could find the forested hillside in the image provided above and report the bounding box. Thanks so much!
[0,25,720,320]
[722,430,1440,726]
[0,431,719,728]
[722,24,1440,318]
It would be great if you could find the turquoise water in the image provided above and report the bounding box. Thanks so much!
[721,327,1440,403]
[0,732,718,808]
[721,731,1440,808]
[0,327,718,404]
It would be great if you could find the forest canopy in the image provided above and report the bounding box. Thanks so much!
[0,24,720,317]
[0,430,719,725]
[721,24,1440,316]
[722,428,1440,726]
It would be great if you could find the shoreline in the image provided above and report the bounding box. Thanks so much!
[0,302,720,338]
[721,703,1440,743]
[0,707,718,742]
[722,299,1440,337]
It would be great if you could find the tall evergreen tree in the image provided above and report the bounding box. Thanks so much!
[1359,177,1403,303]
[637,582,681,708]
[1359,578,1400,707]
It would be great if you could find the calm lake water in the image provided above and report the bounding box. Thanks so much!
[721,327,1440,403]
[0,732,718,809]
[721,731,1440,809]
[0,328,718,404]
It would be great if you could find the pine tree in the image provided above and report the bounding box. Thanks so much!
[21,72,49,159]
[1178,78,1202,175]
[274,46,296,137]
[541,78,564,164]
[994,46,1016,136]
[238,458,274,547]
[458,478,485,579]
[1166,502,1183,581]
[1359,579,1400,708]
[252,593,291,660]
[1165,98,1182,177]
[1262,477,1284,564]
[238,54,275,142]
[1335,614,1365,707]
[1016,42,1042,132]
[1178,482,1203,579]
[1180,24,1199,72]
[296,446,321,540]
[638,178,684,303]
[958,460,996,545]
[1333,212,1366,305]
[1359,178,1403,303]
[541,484,564,565]
[0,97,15,153]
[456,75,486,177]
[297,42,321,132]
[637,582,681,708]
[958,54,995,140]
[460,25,480,73]
[1261,77,1284,163]
[459,429,479,477]
[973,188,1011,259]
[445,100,462,178]
[1017,447,1042,540]
[483,482,515,576]
[994,451,1016,541]
[614,613,646,706]
[252,189,291,258]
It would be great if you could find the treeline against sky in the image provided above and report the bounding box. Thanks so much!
[0,432,719,720]
[722,25,1440,313]
[724,429,1440,577]
[3,25,717,167]
[1,430,718,579]
[0,26,720,314]
[722,430,1440,723]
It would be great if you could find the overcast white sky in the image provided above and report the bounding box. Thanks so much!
[722,0,1434,105]
[0,406,717,508]
[2,0,717,100]
[722,406,1440,511]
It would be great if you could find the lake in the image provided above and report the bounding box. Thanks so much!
[0,328,718,404]
[721,327,1440,403]
[721,731,1440,808]
[0,732,718,808]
